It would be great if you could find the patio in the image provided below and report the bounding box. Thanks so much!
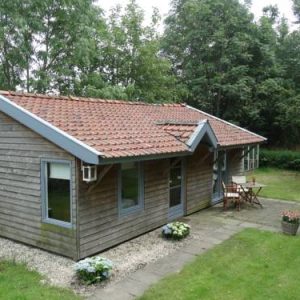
[90,198,300,300]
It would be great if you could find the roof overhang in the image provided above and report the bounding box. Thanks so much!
[186,120,218,151]
[0,95,101,164]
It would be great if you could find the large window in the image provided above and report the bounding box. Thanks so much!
[42,160,72,226]
[119,162,144,215]
[244,145,259,171]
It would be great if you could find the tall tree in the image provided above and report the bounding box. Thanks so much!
[0,0,105,94]
[163,0,256,117]
[96,0,182,102]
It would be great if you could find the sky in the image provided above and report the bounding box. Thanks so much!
[98,0,297,29]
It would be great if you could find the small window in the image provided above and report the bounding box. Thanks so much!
[119,162,143,215]
[244,145,259,171]
[42,160,72,226]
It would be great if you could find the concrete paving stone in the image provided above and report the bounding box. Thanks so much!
[258,225,280,232]
[181,241,210,256]
[239,222,262,229]
[90,287,135,300]
[129,269,162,285]
[146,251,195,277]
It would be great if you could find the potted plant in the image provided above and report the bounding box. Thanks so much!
[281,210,300,236]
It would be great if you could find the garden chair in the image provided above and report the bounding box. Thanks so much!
[231,176,250,202]
[222,181,242,211]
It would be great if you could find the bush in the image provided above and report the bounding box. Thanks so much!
[260,149,300,171]
[74,256,113,284]
[162,222,190,240]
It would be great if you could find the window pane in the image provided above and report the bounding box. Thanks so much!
[170,187,181,207]
[47,163,71,223]
[170,166,181,187]
[169,159,182,207]
[121,163,139,209]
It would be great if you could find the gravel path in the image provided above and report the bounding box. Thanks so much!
[0,226,192,296]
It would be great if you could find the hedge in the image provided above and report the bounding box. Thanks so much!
[260,149,300,171]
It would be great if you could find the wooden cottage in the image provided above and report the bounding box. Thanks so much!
[0,91,266,260]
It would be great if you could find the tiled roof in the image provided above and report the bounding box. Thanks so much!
[0,91,266,159]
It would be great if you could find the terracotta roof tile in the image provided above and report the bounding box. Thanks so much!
[0,91,266,159]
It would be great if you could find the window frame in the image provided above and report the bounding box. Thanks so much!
[41,159,73,228]
[118,162,144,216]
[244,145,260,171]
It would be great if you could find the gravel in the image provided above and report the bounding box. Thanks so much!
[0,225,192,296]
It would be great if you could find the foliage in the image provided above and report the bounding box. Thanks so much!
[139,229,300,300]
[259,149,300,171]
[249,167,300,202]
[281,210,300,224]
[162,222,190,240]
[74,256,113,284]
[0,260,80,300]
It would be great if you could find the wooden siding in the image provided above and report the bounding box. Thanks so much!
[226,148,244,182]
[186,145,214,214]
[0,112,78,259]
[78,159,169,259]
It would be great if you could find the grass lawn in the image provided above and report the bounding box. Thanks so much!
[248,167,300,201]
[0,261,80,300]
[139,229,300,300]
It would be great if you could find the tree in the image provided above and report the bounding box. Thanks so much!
[163,0,256,117]
[0,0,105,94]
[95,0,182,102]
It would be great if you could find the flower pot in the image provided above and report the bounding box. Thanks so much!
[281,221,300,236]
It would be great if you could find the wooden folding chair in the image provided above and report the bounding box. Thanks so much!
[222,181,242,211]
[231,176,250,202]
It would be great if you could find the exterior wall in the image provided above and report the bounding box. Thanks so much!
[78,159,169,258]
[78,144,214,259]
[186,145,214,214]
[0,112,78,259]
[226,148,245,181]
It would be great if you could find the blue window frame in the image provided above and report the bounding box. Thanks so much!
[118,162,144,216]
[41,159,72,228]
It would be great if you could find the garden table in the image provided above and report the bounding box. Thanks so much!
[240,182,266,208]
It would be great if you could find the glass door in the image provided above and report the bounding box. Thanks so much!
[212,150,227,204]
[168,158,184,220]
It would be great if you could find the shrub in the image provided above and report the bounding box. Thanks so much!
[74,256,113,284]
[260,149,300,171]
[162,222,190,240]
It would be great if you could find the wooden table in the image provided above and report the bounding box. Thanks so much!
[240,182,266,208]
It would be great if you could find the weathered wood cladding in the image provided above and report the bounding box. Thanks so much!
[0,112,77,259]
[78,144,216,258]
[226,148,244,181]
[78,159,170,258]
[186,145,214,214]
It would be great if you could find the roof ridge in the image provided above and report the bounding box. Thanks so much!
[0,90,185,107]
[185,104,267,141]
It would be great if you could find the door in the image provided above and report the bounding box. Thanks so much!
[212,150,227,204]
[168,158,184,220]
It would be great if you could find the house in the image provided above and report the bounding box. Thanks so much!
[0,91,266,260]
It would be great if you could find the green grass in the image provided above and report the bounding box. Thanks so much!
[249,167,300,201]
[139,229,300,300]
[0,261,80,300]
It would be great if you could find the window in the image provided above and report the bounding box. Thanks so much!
[119,162,144,215]
[169,159,182,208]
[42,160,72,226]
[244,145,259,171]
